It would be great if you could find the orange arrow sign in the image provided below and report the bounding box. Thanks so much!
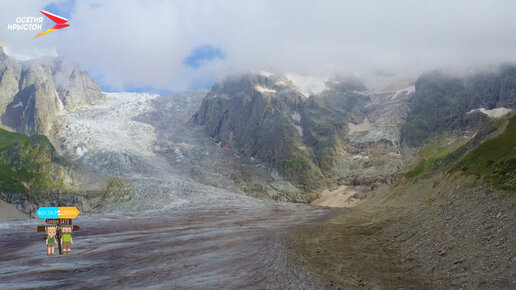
[58,207,80,219]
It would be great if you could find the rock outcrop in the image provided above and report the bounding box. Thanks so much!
[52,58,105,110]
[404,66,516,146]
[0,49,105,136]
[192,74,325,198]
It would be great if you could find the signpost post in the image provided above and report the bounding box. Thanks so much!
[36,205,80,255]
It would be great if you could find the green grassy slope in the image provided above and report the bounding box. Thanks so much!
[451,115,516,191]
[405,118,505,179]
[405,114,516,192]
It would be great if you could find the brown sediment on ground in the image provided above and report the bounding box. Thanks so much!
[288,173,516,289]
[347,118,374,133]
[311,185,363,208]
[288,207,432,289]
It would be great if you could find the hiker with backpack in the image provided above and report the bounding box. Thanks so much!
[45,226,57,256]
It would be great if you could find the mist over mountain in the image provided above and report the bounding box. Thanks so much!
[2,0,516,91]
[405,65,516,145]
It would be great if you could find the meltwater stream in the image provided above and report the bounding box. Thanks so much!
[0,92,340,288]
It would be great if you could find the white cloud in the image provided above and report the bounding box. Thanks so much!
[0,0,55,56]
[2,0,516,90]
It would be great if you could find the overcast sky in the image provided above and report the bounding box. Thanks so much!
[1,0,516,92]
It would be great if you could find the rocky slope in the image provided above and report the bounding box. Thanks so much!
[0,47,104,136]
[193,73,414,201]
[301,80,412,188]
[290,175,515,288]
[289,115,515,288]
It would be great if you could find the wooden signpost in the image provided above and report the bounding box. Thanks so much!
[36,205,80,255]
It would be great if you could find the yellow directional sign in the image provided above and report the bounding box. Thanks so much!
[57,207,80,219]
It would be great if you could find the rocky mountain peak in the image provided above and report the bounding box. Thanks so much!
[0,53,105,136]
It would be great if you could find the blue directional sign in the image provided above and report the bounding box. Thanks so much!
[36,207,59,218]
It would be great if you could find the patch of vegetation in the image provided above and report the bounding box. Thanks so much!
[0,128,65,194]
[405,158,427,179]
[406,134,466,179]
[406,118,506,179]
[279,152,307,172]
[451,115,516,191]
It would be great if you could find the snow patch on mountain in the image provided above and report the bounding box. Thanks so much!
[285,73,327,97]
[255,85,276,93]
[391,85,415,100]
[258,70,274,77]
[467,107,512,118]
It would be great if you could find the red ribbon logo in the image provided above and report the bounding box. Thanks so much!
[33,10,69,39]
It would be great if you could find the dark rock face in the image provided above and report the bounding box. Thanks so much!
[0,179,135,217]
[300,82,370,183]
[0,126,73,213]
[405,65,516,146]
[193,74,325,195]
[0,52,105,136]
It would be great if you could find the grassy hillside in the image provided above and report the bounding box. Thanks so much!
[405,118,505,179]
[451,115,516,191]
